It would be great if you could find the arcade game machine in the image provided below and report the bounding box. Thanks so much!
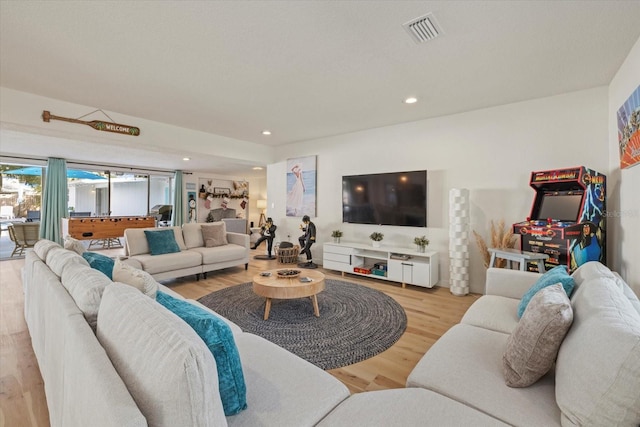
[513,166,606,272]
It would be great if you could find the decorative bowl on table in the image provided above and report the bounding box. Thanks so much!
[276,269,301,279]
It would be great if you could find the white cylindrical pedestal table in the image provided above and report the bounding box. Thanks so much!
[449,188,470,296]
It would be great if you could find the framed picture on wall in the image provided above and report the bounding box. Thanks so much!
[213,187,231,195]
[617,85,640,169]
[286,155,317,217]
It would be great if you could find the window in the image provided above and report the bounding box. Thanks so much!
[0,164,43,221]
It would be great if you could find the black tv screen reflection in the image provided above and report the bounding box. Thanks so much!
[342,170,427,227]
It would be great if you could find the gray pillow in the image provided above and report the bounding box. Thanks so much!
[503,283,573,387]
[201,223,228,248]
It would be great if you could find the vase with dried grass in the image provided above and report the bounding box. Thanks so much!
[473,219,518,268]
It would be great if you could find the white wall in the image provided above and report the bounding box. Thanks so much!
[269,88,609,294]
[608,37,640,294]
[0,88,273,165]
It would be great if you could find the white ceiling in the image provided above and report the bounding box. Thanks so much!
[1,1,640,172]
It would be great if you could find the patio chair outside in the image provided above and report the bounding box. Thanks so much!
[8,225,20,257]
[0,206,15,219]
[10,222,40,256]
[26,210,40,222]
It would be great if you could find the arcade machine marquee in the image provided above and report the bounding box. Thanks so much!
[513,166,606,272]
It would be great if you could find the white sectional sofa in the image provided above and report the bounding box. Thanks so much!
[404,263,640,426]
[22,238,640,426]
[24,240,349,427]
[124,223,250,281]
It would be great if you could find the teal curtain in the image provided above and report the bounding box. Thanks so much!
[172,170,185,226]
[40,158,68,244]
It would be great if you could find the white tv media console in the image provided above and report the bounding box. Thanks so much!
[323,242,439,288]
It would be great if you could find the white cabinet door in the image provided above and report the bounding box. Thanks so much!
[409,261,431,287]
[387,259,404,282]
[388,259,431,287]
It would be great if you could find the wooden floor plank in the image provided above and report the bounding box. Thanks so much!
[0,253,479,426]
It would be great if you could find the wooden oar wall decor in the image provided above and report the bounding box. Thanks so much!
[42,110,140,136]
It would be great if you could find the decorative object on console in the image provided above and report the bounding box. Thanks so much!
[331,230,343,243]
[414,235,429,253]
[369,232,384,247]
[449,188,470,296]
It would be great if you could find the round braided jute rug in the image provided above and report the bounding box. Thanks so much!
[197,279,407,370]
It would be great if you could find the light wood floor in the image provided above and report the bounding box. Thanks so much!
[0,255,480,427]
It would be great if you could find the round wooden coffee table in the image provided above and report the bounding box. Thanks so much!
[252,269,325,320]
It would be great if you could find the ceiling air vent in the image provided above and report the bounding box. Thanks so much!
[403,13,442,44]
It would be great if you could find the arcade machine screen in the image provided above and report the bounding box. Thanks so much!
[536,193,583,222]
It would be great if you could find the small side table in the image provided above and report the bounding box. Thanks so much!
[488,248,549,273]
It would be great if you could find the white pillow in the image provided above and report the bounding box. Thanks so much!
[64,235,86,255]
[112,258,158,298]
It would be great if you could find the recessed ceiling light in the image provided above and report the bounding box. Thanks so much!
[404,97,418,104]
[262,130,272,136]
[183,157,190,161]
[252,166,263,170]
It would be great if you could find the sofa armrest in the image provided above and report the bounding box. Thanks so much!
[485,268,539,299]
[226,232,249,249]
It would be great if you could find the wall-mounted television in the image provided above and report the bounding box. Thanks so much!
[342,170,427,227]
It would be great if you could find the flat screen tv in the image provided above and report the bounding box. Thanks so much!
[342,170,427,227]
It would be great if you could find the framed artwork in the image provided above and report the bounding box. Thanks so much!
[286,155,317,217]
[617,85,640,169]
[214,187,231,195]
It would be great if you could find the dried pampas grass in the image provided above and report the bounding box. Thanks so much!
[473,219,518,268]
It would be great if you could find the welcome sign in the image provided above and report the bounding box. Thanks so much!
[42,110,140,136]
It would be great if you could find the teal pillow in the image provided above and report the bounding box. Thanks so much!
[517,265,575,318]
[82,252,114,279]
[144,229,180,255]
[156,291,247,416]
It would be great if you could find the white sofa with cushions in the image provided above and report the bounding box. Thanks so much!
[24,239,351,427]
[22,236,640,426]
[317,263,640,427]
[402,263,640,426]
[124,222,249,281]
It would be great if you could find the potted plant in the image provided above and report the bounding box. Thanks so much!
[369,232,384,247]
[331,230,343,243]
[414,235,430,253]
